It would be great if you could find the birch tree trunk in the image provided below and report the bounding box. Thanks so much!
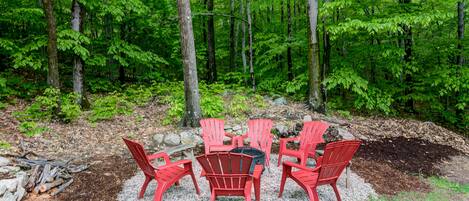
[307,0,324,113]
[241,0,248,86]
[247,0,255,90]
[206,0,217,83]
[43,0,60,89]
[177,0,202,127]
[71,0,84,106]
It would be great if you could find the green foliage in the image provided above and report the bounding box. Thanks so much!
[123,85,153,106]
[88,93,133,122]
[88,79,119,93]
[226,94,250,118]
[15,88,81,122]
[0,141,11,150]
[18,121,48,137]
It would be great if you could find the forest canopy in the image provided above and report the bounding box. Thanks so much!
[0,0,467,132]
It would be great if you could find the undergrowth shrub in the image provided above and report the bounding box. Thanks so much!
[18,121,48,137]
[88,93,133,122]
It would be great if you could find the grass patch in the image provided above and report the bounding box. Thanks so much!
[0,141,11,149]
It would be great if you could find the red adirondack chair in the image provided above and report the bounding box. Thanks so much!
[122,138,200,201]
[200,118,239,154]
[197,152,263,201]
[277,121,329,166]
[278,140,361,201]
[239,119,274,166]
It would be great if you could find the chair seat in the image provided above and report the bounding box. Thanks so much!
[291,170,319,188]
[157,166,185,182]
[209,145,235,152]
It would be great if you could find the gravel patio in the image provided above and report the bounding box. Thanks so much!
[118,154,376,201]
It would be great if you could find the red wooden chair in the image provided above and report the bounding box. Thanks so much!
[197,152,263,201]
[200,118,239,154]
[277,121,329,166]
[278,140,361,201]
[239,119,274,166]
[122,138,200,201]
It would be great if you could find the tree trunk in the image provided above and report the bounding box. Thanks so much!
[457,2,464,66]
[401,0,413,112]
[119,24,126,84]
[321,0,331,112]
[247,0,255,90]
[307,0,324,113]
[229,0,236,70]
[71,0,84,106]
[241,0,248,86]
[206,0,217,83]
[43,0,60,89]
[287,0,293,81]
[177,0,202,127]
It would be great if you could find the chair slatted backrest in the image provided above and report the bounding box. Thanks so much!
[299,121,329,152]
[200,118,226,150]
[197,153,253,190]
[318,140,361,182]
[123,138,155,176]
[246,119,273,151]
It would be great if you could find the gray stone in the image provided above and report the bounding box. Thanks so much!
[232,125,242,131]
[2,191,16,201]
[194,135,204,145]
[0,179,18,192]
[14,186,25,201]
[337,128,355,140]
[180,131,196,145]
[15,172,28,188]
[153,134,164,145]
[303,115,313,122]
[274,124,289,135]
[163,133,181,146]
[0,166,20,174]
[0,184,6,196]
[0,157,10,167]
[273,97,288,105]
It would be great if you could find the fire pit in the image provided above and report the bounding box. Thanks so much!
[230,147,265,174]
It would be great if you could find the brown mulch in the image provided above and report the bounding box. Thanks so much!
[356,137,461,176]
[55,155,137,201]
[351,157,431,195]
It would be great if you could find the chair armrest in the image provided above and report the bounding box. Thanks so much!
[157,159,192,170]
[147,152,170,164]
[252,165,263,179]
[316,156,323,166]
[283,161,320,172]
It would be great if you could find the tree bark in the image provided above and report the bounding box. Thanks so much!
[401,0,413,112]
[177,0,202,127]
[457,2,464,66]
[229,0,236,70]
[247,0,255,90]
[43,0,60,89]
[321,0,331,112]
[307,0,324,113]
[206,0,217,83]
[241,0,248,86]
[287,0,293,81]
[71,0,84,106]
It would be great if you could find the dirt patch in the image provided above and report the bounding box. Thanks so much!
[437,155,469,185]
[356,137,461,176]
[54,155,136,201]
[351,157,430,195]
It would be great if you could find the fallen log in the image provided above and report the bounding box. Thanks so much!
[39,179,64,193]
[26,165,40,191]
[51,179,73,196]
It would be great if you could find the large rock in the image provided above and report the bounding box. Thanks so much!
[0,157,10,167]
[337,128,355,140]
[164,133,181,146]
[194,135,204,145]
[0,184,6,196]
[2,191,16,201]
[0,178,18,192]
[180,131,196,145]
[274,124,289,135]
[153,134,165,145]
[303,115,313,122]
[273,97,287,105]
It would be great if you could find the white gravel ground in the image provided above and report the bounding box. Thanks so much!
[118,154,376,201]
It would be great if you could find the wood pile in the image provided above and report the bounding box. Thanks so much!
[15,157,87,197]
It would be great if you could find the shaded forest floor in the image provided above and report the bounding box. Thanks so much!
[1,97,468,200]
